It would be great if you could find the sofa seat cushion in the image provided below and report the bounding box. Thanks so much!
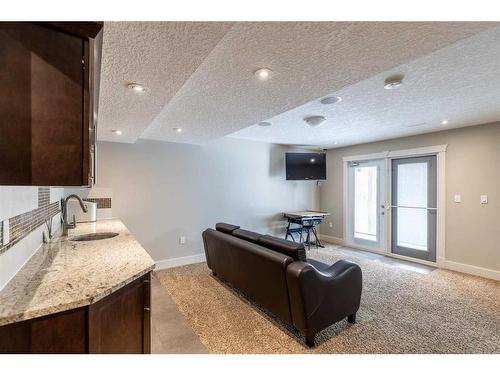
[232,228,263,243]
[258,235,307,261]
[215,222,240,234]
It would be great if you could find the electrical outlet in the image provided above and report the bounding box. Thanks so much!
[179,236,186,245]
[329,222,333,228]
[454,194,461,203]
[480,195,488,204]
[2,219,9,245]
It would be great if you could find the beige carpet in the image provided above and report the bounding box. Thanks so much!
[155,246,500,354]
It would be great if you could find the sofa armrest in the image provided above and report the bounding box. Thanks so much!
[286,260,362,335]
[322,259,361,279]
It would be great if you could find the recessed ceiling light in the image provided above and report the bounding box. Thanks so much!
[320,96,342,105]
[254,68,273,81]
[304,116,327,127]
[384,75,404,90]
[127,83,146,92]
[258,121,271,127]
[173,127,183,133]
[441,120,449,125]
[111,129,122,135]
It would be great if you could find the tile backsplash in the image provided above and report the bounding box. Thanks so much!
[38,187,50,208]
[1,187,60,254]
[0,187,63,290]
[84,197,112,209]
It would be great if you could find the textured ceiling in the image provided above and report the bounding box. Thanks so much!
[231,26,500,148]
[98,22,233,143]
[97,22,498,144]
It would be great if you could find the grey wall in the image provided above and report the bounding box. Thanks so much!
[96,137,319,261]
[319,122,500,272]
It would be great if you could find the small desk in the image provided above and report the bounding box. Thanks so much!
[283,211,330,249]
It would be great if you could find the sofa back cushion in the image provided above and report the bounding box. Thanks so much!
[232,228,263,243]
[202,228,294,324]
[215,222,240,234]
[258,235,307,261]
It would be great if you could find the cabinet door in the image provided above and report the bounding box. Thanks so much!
[88,273,151,354]
[0,22,85,186]
[0,307,87,354]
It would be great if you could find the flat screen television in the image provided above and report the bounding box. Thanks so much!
[285,152,326,180]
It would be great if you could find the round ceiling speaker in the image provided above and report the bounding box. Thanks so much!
[384,74,404,90]
[303,115,327,127]
[320,96,342,105]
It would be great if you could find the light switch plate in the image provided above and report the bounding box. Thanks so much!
[480,195,488,204]
[2,219,9,245]
[329,222,333,228]
[454,194,461,203]
[179,236,186,245]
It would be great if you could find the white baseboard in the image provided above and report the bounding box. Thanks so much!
[155,253,206,270]
[441,259,500,281]
[320,234,500,281]
[319,234,346,246]
[320,234,387,255]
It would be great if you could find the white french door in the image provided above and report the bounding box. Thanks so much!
[347,159,386,250]
[344,148,444,265]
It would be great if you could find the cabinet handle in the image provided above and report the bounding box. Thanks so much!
[144,307,151,312]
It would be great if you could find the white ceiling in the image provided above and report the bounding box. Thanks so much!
[98,22,233,143]
[97,22,499,145]
[231,26,500,148]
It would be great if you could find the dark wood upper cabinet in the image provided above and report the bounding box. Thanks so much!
[0,22,103,186]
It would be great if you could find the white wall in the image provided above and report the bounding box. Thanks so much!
[319,122,500,274]
[92,137,319,262]
[0,187,63,289]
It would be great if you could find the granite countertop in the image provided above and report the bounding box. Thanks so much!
[0,219,155,326]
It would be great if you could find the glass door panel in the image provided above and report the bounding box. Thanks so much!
[354,166,378,242]
[396,207,428,251]
[347,159,386,249]
[391,156,437,261]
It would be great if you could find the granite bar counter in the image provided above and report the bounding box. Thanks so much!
[0,219,155,327]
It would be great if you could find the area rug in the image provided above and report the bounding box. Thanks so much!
[155,246,500,354]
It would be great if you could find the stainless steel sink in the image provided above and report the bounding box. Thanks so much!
[69,232,119,242]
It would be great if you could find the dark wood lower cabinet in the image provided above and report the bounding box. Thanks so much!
[88,273,151,354]
[0,272,151,354]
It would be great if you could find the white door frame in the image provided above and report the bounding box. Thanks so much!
[342,145,447,266]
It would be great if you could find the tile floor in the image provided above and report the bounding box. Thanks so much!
[151,275,207,353]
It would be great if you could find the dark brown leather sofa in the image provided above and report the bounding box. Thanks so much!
[202,223,362,347]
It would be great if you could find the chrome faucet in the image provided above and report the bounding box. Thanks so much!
[61,195,88,236]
